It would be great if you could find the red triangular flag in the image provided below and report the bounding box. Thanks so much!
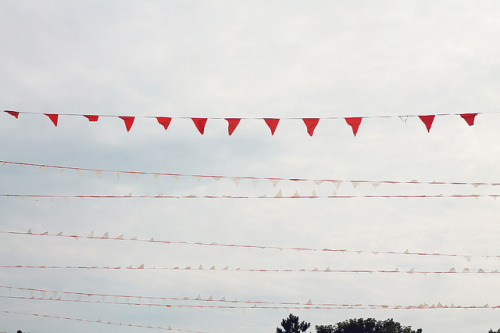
[45,114,59,127]
[5,110,19,118]
[225,118,240,136]
[345,117,362,136]
[303,118,319,136]
[84,115,99,122]
[192,118,207,135]
[119,116,135,132]
[460,113,477,126]
[157,117,172,130]
[264,118,280,135]
[418,115,435,132]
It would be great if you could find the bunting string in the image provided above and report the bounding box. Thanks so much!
[4,110,494,135]
[2,160,499,187]
[1,285,497,310]
[1,229,496,261]
[1,193,499,199]
[0,295,497,310]
[0,265,496,274]
[0,309,205,332]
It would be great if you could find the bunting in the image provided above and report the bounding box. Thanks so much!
[156,117,172,130]
[225,118,240,135]
[419,115,435,132]
[264,118,279,135]
[119,116,135,132]
[3,160,499,187]
[0,264,496,274]
[44,113,59,127]
[84,115,99,122]
[1,193,498,200]
[1,309,203,332]
[191,118,207,134]
[3,110,488,135]
[0,295,497,311]
[2,229,495,260]
[460,113,477,126]
[345,117,362,136]
[302,118,319,136]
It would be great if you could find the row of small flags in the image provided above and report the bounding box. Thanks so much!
[0,290,498,310]
[1,310,198,332]
[3,159,499,187]
[1,264,497,274]
[4,228,494,260]
[4,110,479,135]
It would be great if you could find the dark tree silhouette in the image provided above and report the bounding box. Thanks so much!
[315,318,422,333]
[277,313,311,333]
[489,330,500,333]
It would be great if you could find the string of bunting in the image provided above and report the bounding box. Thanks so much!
[1,285,496,310]
[2,229,494,261]
[3,160,499,187]
[1,193,499,199]
[0,264,497,274]
[0,309,205,332]
[3,110,487,135]
[0,294,497,311]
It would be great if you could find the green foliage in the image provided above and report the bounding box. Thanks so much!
[315,318,422,333]
[488,330,500,333]
[277,313,311,333]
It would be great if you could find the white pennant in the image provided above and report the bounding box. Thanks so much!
[270,179,280,187]
[251,179,260,186]
[333,181,342,189]
[275,189,283,198]
[232,177,241,186]
[94,170,102,178]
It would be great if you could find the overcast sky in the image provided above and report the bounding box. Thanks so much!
[1,1,500,332]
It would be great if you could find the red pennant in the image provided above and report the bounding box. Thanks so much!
[418,115,435,132]
[345,117,362,136]
[460,113,477,126]
[192,118,207,135]
[45,114,59,127]
[302,118,319,136]
[225,118,240,136]
[264,118,280,135]
[156,117,172,130]
[5,110,19,118]
[84,115,99,122]
[119,116,135,132]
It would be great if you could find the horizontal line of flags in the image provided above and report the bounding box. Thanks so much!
[0,294,497,311]
[4,110,482,135]
[2,193,499,199]
[2,285,495,310]
[0,264,496,274]
[1,229,493,260]
[3,160,498,187]
[1,309,198,332]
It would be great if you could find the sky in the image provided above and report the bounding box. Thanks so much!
[1,1,500,332]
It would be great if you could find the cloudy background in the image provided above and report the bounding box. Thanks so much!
[1,1,500,332]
